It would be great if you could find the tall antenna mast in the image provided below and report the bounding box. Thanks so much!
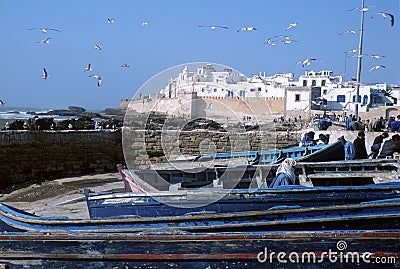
[354,0,365,120]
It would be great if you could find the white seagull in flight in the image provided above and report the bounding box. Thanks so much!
[237,26,257,32]
[368,65,386,72]
[84,63,92,72]
[286,22,297,31]
[107,18,114,24]
[94,44,102,50]
[42,68,48,79]
[121,63,130,68]
[372,12,395,27]
[294,58,317,67]
[89,74,102,87]
[370,54,386,59]
[28,27,61,34]
[349,6,376,12]
[339,30,357,35]
[0,99,4,106]
[264,37,276,46]
[198,25,228,30]
[37,37,51,44]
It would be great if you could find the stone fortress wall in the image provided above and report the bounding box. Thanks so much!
[120,93,285,121]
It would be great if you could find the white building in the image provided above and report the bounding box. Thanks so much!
[157,64,400,117]
[160,64,294,99]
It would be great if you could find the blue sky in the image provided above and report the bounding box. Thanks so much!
[0,0,399,110]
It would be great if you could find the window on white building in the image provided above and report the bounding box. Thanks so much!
[337,95,346,102]
[321,80,326,86]
[362,95,368,106]
[312,80,316,86]
[295,94,300,102]
[303,80,307,86]
[352,95,362,103]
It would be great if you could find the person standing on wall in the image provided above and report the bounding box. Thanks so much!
[353,131,368,159]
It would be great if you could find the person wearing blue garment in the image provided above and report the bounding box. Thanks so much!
[318,119,332,130]
[301,131,316,147]
[344,141,356,160]
[269,158,297,188]
[345,114,353,131]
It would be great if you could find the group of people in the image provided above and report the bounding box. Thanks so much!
[345,131,400,160]
[300,131,330,147]
[271,129,400,189]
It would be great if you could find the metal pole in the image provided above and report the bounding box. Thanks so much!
[344,51,348,82]
[355,0,365,120]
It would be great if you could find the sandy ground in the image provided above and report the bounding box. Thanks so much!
[0,173,125,219]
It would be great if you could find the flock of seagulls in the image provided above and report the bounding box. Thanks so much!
[26,19,138,88]
[9,5,392,108]
[341,7,395,74]
[264,22,298,46]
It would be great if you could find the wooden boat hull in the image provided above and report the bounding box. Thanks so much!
[0,230,399,268]
[189,136,345,165]
[85,183,400,218]
[121,159,400,192]
[1,198,400,233]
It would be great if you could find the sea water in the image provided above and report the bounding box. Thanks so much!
[0,106,76,129]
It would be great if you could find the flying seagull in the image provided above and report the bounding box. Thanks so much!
[370,54,386,59]
[237,26,257,32]
[264,37,276,46]
[89,74,102,87]
[372,12,395,27]
[345,49,358,53]
[338,30,357,35]
[141,21,149,27]
[42,68,48,79]
[121,63,130,68]
[94,44,102,50]
[198,25,228,30]
[84,63,92,72]
[286,22,297,31]
[28,27,61,34]
[349,6,376,12]
[281,36,298,44]
[37,37,51,44]
[107,18,114,24]
[0,99,4,106]
[294,58,317,67]
[368,65,386,72]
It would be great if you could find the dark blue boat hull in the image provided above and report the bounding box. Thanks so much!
[85,183,400,218]
[0,231,398,268]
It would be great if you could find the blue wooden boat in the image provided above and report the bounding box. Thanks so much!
[119,159,400,192]
[85,182,400,218]
[1,198,400,234]
[190,136,345,164]
[0,230,398,268]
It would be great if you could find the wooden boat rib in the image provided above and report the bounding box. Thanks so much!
[1,198,400,233]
